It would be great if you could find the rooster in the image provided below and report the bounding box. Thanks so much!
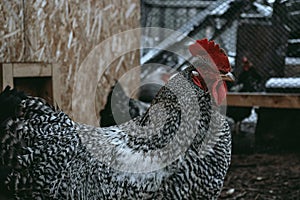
[227,56,262,134]
[0,39,234,199]
[230,56,262,93]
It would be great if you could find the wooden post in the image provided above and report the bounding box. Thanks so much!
[52,63,61,108]
[0,64,14,90]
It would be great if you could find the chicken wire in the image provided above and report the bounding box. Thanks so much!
[141,0,300,93]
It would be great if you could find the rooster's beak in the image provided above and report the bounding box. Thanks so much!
[220,72,235,82]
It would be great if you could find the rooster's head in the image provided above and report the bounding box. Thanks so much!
[189,38,234,105]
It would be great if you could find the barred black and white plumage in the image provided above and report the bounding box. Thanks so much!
[0,39,233,199]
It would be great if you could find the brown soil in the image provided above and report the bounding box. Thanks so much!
[220,153,300,200]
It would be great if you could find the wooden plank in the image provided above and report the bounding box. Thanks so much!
[52,63,61,108]
[227,92,300,109]
[0,64,14,90]
[13,63,52,77]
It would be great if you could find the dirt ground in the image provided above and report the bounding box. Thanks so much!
[220,153,300,200]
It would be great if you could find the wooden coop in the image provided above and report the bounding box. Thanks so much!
[0,0,141,126]
[227,13,300,150]
[0,63,61,106]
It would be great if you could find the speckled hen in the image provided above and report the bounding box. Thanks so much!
[0,39,233,199]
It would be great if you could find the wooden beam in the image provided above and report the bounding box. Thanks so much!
[13,63,52,77]
[52,63,61,108]
[0,64,14,90]
[227,92,300,109]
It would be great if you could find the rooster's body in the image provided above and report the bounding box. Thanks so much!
[0,39,232,199]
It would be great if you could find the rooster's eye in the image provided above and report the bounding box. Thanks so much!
[192,71,200,76]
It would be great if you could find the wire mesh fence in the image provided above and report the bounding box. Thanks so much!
[141,0,300,94]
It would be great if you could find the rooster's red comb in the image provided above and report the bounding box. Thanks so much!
[189,38,231,73]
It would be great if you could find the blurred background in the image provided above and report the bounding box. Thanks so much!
[140,0,300,148]
[139,0,300,199]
